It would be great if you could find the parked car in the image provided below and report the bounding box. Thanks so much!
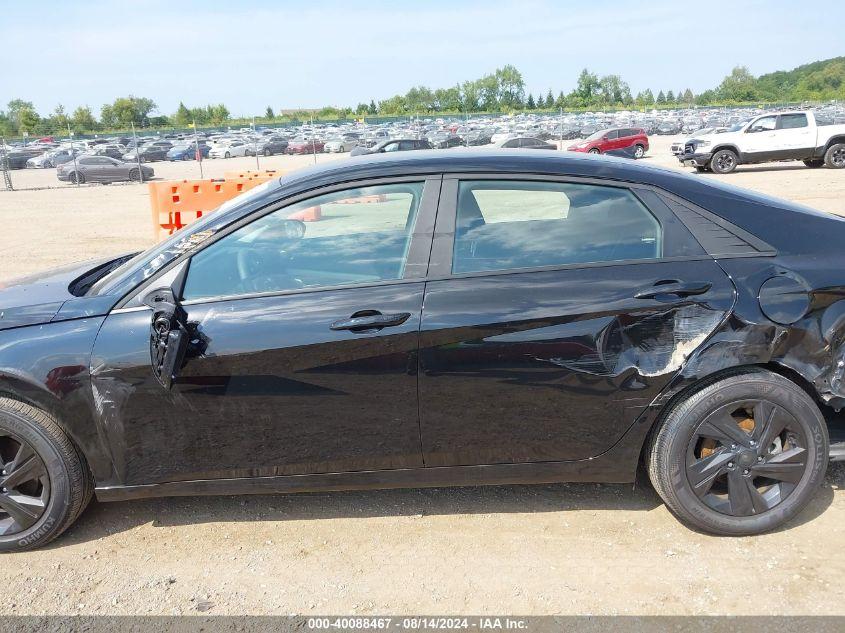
[56,155,153,184]
[286,139,325,154]
[26,148,81,169]
[122,145,169,163]
[464,129,494,146]
[350,139,432,156]
[3,150,845,551]
[209,141,249,159]
[494,137,558,150]
[166,143,210,161]
[244,137,289,156]
[324,138,358,153]
[568,128,649,157]
[670,128,729,155]
[2,147,43,169]
[428,131,464,149]
[90,144,127,160]
[679,111,845,173]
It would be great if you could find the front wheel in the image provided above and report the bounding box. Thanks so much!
[224,152,231,159]
[588,148,600,154]
[647,369,828,536]
[633,144,645,158]
[128,168,141,182]
[824,143,845,169]
[710,149,738,174]
[0,398,92,552]
[263,148,271,156]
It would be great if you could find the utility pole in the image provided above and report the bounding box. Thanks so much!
[0,138,12,191]
[193,120,203,179]
[559,107,564,150]
[252,115,260,170]
[310,113,317,165]
[131,121,144,184]
[67,123,80,187]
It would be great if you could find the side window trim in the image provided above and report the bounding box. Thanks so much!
[428,174,712,280]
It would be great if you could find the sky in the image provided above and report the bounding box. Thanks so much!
[2,0,844,117]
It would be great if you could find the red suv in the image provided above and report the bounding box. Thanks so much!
[567,128,649,158]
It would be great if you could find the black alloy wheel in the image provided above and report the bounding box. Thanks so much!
[685,400,808,517]
[0,432,49,536]
[711,149,738,174]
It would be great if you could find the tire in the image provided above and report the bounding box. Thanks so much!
[588,148,600,154]
[803,159,824,168]
[69,172,84,184]
[263,149,271,156]
[823,143,845,169]
[182,154,191,161]
[710,148,738,174]
[633,144,645,159]
[224,152,231,159]
[647,369,828,536]
[0,398,92,552]
[128,168,141,182]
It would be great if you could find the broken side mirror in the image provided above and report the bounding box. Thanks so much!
[142,287,189,390]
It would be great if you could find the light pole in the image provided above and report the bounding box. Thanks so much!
[131,121,144,184]
[67,123,80,187]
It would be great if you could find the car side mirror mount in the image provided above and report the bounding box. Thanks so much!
[142,287,189,390]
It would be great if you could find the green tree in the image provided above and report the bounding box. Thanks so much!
[666,90,675,103]
[544,89,554,110]
[495,65,525,109]
[71,106,96,131]
[368,100,377,114]
[174,102,191,126]
[526,93,536,109]
[575,69,601,105]
[717,66,758,102]
[355,103,369,116]
[682,88,694,103]
[102,96,157,127]
[49,105,69,133]
[656,90,666,104]
[265,106,275,119]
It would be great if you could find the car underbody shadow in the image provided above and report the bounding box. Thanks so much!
[49,464,843,548]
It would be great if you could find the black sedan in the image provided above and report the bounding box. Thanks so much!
[0,150,843,551]
[122,145,168,162]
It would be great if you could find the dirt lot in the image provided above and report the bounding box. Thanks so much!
[0,136,844,617]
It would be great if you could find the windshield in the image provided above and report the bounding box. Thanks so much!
[88,179,281,296]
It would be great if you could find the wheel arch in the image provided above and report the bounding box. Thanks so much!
[823,135,845,153]
[711,144,741,159]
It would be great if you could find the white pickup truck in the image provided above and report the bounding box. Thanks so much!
[679,111,845,173]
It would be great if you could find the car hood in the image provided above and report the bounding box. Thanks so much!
[0,256,124,331]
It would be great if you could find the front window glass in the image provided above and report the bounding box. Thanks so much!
[182,182,425,301]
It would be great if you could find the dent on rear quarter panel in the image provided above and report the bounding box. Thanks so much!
[661,256,845,411]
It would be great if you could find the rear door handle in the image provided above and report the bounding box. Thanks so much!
[634,280,712,300]
[330,311,411,332]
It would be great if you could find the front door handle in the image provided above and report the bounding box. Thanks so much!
[634,280,712,300]
[330,311,411,332]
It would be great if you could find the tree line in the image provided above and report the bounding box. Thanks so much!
[2,57,843,138]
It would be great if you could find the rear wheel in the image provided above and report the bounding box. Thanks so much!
[824,143,845,169]
[803,158,824,168]
[710,149,738,174]
[647,369,828,536]
[69,172,84,184]
[0,398,92,552]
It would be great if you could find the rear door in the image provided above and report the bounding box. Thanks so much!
[418,176,736,467]
[775,113,815,159]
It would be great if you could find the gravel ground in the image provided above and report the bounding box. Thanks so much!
[0,137,844,617]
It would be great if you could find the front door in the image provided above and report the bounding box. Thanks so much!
[418,178,736,467]
[90,178,439,486]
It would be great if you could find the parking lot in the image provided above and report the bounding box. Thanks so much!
[1,136,845,616]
